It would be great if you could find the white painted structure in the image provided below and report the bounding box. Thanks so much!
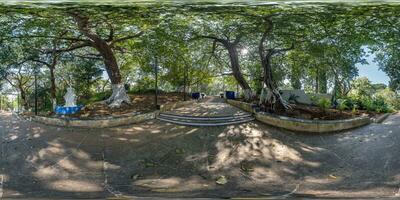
[64,87,77,107]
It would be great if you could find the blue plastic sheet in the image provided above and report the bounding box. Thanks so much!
[55,106,83,115]
[225,91,235,99]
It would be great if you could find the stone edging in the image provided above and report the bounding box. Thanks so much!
[226,99,371,133]
[226,99,258,113]
[255,112,371,133]
[28,111,159,128]
[25,100,194,128]
[372,113,391,123]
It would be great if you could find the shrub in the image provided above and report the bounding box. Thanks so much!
[362,97,376,112]
[373,96,392,113]
[308,94,319,105]
[376,88,400,110]
[288,94,300,104]
[337,99,349,111]
[317,98,331,111]
[78,91,111,105]
[358,95,392,113]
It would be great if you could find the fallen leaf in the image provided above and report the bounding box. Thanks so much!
[216,175,228,185]
[175,148,185,154]
[240,162,254,172]
[131,174,139,180]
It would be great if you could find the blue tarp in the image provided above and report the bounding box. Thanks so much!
[55,106,83,115]
[192,92,200,99]
[225,91,235,99]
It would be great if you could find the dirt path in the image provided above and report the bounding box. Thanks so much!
[163,96,248,116]
[0,110,399,199]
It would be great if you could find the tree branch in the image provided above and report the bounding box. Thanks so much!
[110,31,143,46]
[44,41,92,54]
[272,43,295,55]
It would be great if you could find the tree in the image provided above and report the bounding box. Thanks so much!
[190,11,255,100]
[0,62,36,109]
[7,7,146,108]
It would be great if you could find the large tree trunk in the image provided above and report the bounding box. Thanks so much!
[19,88,28,110]
[291,75,301,90]
[224,43,253,101]
[318,71,327,93]
[90,39,130,107]
[49,66,57,110]
[290,59,301,90]
[258,19,290,111]
[259,53,289,111]
[72,13,130,108]
[290,65,301,90]
[315,67,319,93]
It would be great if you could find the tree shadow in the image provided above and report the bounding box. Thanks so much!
[1,111,399,198]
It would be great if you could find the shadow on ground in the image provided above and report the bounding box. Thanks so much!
[0,111,399,199]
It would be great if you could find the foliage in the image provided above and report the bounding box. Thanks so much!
[376,88,400,110]
[317,98,331,111]
[362,96,391,113]
[0,3,399,112]
[346,78,397,113]
[78,91,111,106]
[337,99,349,111]
[288,94,300,104]
[348,77,374,101]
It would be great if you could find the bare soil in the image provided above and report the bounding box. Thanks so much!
[26,92,191,119]
[273,104,372,120]
[76,92,191,118]
[237,98,379,120]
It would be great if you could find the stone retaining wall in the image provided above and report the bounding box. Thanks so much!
[256,112,371,133]
[227,99,371,133]
[226,99,256,113]
[28,100,194,128]
[30,111,158,128]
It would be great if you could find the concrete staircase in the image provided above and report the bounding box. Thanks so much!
[157,112,255,126]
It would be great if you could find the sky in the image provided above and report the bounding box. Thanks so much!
[356,50,390,85]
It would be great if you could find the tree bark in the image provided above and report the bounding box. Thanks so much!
[49,66,57,110]
[259,51,288,111]
[319,70,327,93]
[224,43,253,100]
[201,35,253,101]
[258,18,292,111]
[19,87,28,110]
[291,75,301,90]
[70,12,130,107]
[315,67,319,93]
[290,59,301,90]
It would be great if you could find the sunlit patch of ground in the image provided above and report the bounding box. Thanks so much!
[0,110,399,198]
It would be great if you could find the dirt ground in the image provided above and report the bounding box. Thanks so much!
[0,100,399,199]
[239,98,381,120]
[163,96,247,117]
[277,104,370,120]
[67,92,190,119]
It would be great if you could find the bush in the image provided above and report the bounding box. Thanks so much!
[78,91,111,105]
[347,77,397,113]
[355,96,392,113]
[373,96,392,113]
[317,98,331,111]
[288,94,300,104]
[376,88,400,110]
[337,99,349,111]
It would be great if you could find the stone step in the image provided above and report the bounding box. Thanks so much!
[157,115,255,127]
[158,115,254,123]
[159,112,252,121]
